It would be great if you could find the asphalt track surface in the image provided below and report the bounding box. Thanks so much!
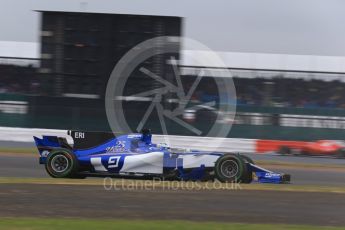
[0,183,345,226]
[0,147,344,226]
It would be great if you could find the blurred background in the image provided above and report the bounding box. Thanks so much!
[1,0,345,140]
[1,1,345,229]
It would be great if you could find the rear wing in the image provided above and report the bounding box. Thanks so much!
[34,136,60,150]
[33,135,71,164]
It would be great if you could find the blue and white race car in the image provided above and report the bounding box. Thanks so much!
[34,129,290,183]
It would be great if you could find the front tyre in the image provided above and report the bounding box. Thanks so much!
[45,149,78,178]
[336,148,345,158]
[214,154,245,183]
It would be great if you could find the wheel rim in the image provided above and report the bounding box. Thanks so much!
[51,154,69,173]
[220,160,239,178]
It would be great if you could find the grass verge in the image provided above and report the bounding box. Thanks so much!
[0,218,344,230]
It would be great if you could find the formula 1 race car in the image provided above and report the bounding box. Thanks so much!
[34,129,290,183]
[278,140,345,158]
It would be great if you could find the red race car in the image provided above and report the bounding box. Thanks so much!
[278,140,345,158]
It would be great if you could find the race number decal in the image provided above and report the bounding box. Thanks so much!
[108,156,121,168]
[90,156,122,171]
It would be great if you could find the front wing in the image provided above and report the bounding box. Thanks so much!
[249,163,291,183]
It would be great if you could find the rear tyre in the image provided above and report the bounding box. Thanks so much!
[214,154,245,183]
[240,155,254,183]
[45,149,78,178]
[278,146,291,155]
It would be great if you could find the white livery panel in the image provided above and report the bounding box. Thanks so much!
[120,152,164,174]
[179,154,218,168]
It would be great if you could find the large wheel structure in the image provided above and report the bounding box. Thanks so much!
[214,154,245,183]
[45,148,79,178]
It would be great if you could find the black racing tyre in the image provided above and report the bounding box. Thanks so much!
[45,148,79,178]
[336,148,345,158]
[239,155,254,183]
[214,154,245,183]
[278,146,291,155]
